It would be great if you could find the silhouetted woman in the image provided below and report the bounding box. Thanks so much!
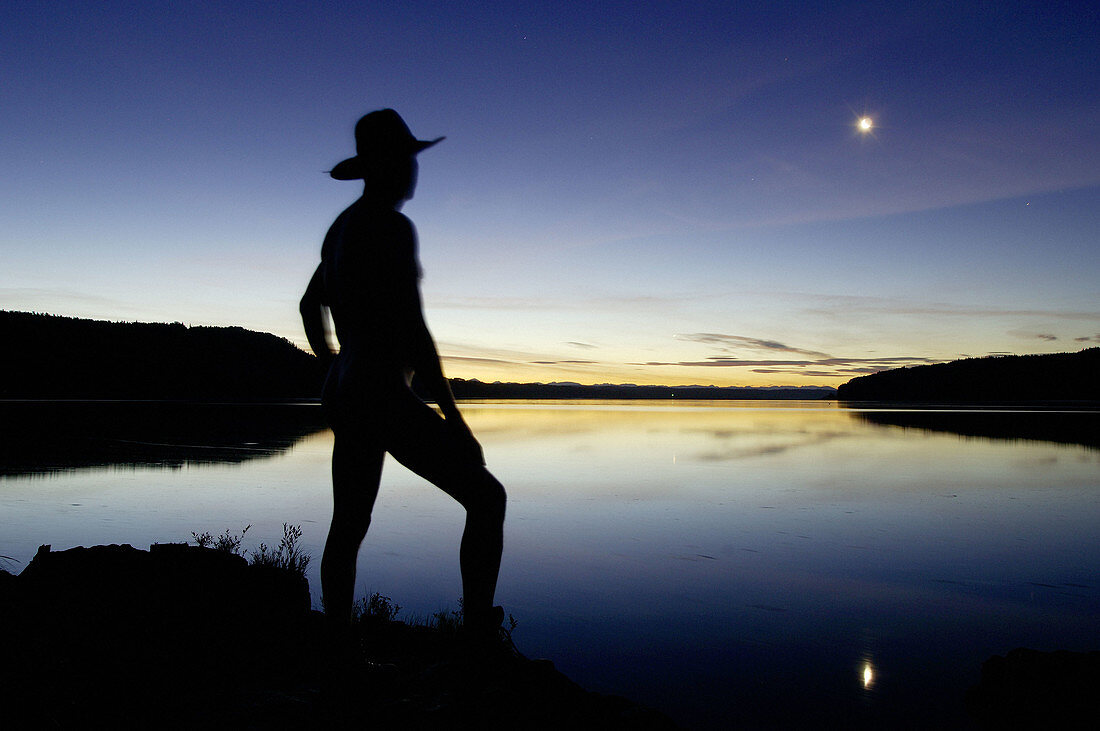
[300,110,506,635]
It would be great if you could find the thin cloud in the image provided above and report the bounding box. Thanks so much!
[439,343,607,371]
[632,353,941,380]
[529,360,598,365]
[438,341,561,363]
[1008,328,1070,341]
[432,292,709,313]
[431,296,562,311]
[440,355,518,366]
[800,294,1100,321]
[567,341,598,349]
[0,288,138,314]
[816,357,939,366]
[634,356,936,368]
[676,333,832,358]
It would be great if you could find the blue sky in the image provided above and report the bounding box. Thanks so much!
[2,1,1097,385]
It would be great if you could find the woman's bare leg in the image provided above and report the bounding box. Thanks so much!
[363,394,507,628]
[321,428,384,625]
[384,414,505,621]
[453,468,507,622]
[389,451,506,623]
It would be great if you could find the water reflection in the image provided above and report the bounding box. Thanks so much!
[861,659,874,690]
[1,400,1097,728]
[0,401,328,476]
[853,408,1100,450]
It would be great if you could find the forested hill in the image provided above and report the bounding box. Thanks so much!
[0,311,325,400]
[837,348,1100,402]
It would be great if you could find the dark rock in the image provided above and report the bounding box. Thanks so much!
[0,567,17,592]
[0,543,679,729]
[3,542,314,729]
[967,647,1100,729]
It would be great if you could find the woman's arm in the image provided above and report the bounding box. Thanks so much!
[300,264,336,368]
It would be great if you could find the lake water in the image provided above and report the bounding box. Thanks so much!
[2,400,1098,728]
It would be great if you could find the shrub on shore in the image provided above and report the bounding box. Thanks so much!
[191,522,311,577]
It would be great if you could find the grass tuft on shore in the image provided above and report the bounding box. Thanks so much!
[191,522,311,577]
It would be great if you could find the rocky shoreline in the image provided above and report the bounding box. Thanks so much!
[3,543,1097,728]
[0,543,678,729]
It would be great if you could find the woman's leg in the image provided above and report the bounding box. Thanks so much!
[321,426,384,625]
[450,465,507,623]
[385,402,507,624]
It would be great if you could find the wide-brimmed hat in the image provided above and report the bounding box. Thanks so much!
[329,109,444,180]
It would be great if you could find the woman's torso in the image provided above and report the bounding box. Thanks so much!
[320,201,421,404]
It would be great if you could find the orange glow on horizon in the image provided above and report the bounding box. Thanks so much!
[439,360,846,389]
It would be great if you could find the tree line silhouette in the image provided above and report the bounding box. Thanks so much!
[447,378,835,400]
[0,400,329,476]
[1,311,326,400]
[837,348,1100,402]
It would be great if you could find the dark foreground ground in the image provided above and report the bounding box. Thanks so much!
[0,544,677,730]
[2,544,1097,729]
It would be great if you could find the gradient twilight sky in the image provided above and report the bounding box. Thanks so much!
[3,1,1098,386]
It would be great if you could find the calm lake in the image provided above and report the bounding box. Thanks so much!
[2,400,1098,728]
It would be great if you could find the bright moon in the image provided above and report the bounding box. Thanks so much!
[858,117,873,132]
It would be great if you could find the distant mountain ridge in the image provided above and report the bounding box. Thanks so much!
[0,311,836,400]
[837,348,1099,402]
[449,378,834,400]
